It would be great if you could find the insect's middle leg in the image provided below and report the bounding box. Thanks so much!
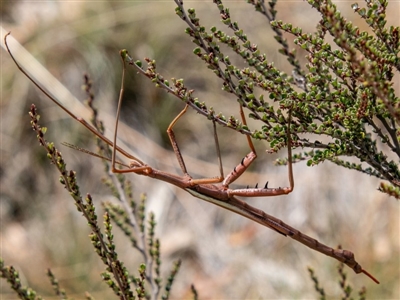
[167,104,224,185]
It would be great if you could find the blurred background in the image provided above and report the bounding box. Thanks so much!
[1,1,399,299]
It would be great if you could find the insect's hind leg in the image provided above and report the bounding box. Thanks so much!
[222,105,258,188]
[227,109,294,197]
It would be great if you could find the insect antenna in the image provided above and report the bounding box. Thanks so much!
[61,142,130,169]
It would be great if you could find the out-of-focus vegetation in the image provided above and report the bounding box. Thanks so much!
[1,1,399,298]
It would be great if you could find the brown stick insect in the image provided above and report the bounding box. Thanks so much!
[5,33,379,284]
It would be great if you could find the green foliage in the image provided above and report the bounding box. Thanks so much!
[0,259,42,300]
[133,0,400,199]
[46,269,67,299]
[0,103,182,299]
[2,0,399,298]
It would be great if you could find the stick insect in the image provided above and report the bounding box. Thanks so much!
[5,33,379,284]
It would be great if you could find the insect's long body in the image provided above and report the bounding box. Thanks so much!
[188,185,368,276]
[134,165,369,277]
